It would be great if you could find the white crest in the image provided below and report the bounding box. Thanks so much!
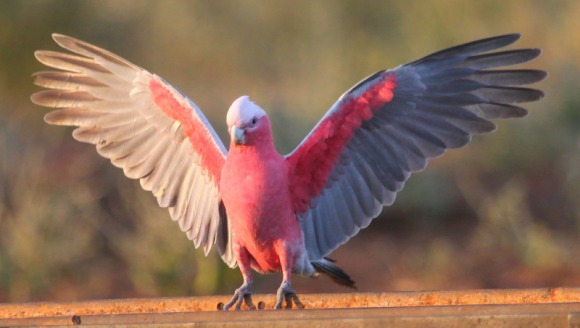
[227,96,266,127]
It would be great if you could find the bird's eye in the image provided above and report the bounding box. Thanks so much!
[251,118,257,125]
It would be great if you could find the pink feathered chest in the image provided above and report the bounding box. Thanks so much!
[220,146,302,272]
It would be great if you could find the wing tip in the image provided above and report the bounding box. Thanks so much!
[51,33,81,52]
[486,33,521,47]
[33,50,48,62]
[33,50,74,68]
[42,109,69,125]
[533,88,545,101]
[30,71,42,84]
[481,120,497,134]
[504,32,521,42]
[525,69,548,83]
[529,48,542,60]
[511,107,529,118]
[30,91,46,107]
[43,111,56,124]
[463,32,522,49]
[52,33,72,44]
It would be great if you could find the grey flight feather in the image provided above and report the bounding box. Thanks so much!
[297,34,546,260]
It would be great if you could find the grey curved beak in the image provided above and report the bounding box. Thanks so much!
[231,125,245,145]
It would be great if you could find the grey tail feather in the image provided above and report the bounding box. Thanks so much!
[312,257,357,289]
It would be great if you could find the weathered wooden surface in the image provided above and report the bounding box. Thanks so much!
[1,288,579,327]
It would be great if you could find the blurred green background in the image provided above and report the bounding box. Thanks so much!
[0,0,578,302]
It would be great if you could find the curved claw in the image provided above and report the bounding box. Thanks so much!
[275,282,304,309]
[223,283,256,311]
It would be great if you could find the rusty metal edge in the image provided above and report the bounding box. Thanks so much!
[0,288,578,319]
[0,303,579,327]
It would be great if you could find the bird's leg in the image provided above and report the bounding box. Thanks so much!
[274,246,304,310]
[223,279,254,311]
[223,246,255,311]
[275,280,304,309]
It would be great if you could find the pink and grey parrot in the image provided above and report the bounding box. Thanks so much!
[32,33,544,310]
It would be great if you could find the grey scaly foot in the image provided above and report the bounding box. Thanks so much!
[274,282,304,309]
[223,282,255,311]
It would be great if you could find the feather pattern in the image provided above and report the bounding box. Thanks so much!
[287,33,545,259]
[32,34,236,267]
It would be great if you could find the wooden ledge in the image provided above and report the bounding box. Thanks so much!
[1,288,579,327]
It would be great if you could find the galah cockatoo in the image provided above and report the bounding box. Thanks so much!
[32,33,544,310]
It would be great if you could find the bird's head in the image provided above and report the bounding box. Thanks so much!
[226,96,270,146]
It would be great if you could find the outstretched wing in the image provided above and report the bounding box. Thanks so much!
[286,34,546,260]
[31,34,236,267]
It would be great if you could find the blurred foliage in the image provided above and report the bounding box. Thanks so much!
[0,0,578,302]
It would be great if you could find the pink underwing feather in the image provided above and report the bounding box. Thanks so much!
[149,78,225,182]
[286,74,397,213]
